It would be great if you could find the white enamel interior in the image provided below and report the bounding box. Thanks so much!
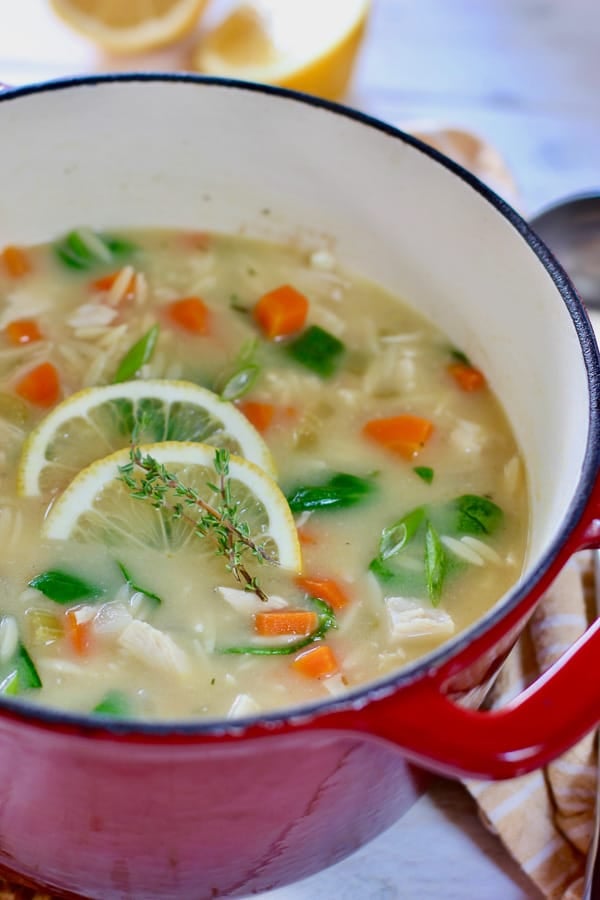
[0,79,592,585]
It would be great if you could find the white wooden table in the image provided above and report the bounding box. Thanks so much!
[2,1,599,897]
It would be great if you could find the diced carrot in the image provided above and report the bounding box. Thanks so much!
[167,297,210,335]
[2,245,31,278]
[295,575,349,610]
[363,414,434,459]
[65,610,92,656]
[292,644,339,679]
[180,231,212,251]
[15,362,60,408]
[297,526,318,547]
[448,362,486,392]
[254,609,318,637]
[238,401,275,434]
[92,269,136,298]
[5,319,43,346]
[253,284,309,340]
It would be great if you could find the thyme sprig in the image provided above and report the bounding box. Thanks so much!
[118,446,274,600]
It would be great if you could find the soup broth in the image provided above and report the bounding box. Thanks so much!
[0,230,528,720]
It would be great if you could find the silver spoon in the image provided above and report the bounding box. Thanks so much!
[530,192,600,308]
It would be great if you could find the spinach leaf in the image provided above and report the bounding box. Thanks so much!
[413,466,434,484]
[28,570,104,604]
[113,324,159,383]
[287,472,375,513]
[286,325,345,378]
[451,495,503,535]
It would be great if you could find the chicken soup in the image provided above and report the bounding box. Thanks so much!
[0,229,528,719]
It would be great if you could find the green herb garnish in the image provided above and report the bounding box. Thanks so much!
[450,348,471,366]
[214,337,261,401]
[287,325,345,378]
[28,570,104,605]
[119,447,274,600]
[370,494,504,602]
[413,466,434,484]
[222,599,336,656]
[54,229,136,271]
[113,324,159,383]
[219,365,260,401]
[287,472,375,513]
[378,506,425,560]
[117,561,162,606]
[0,619,42,695]
[424,520,446,604]
[93,690,131,717]
[229,294,250,312]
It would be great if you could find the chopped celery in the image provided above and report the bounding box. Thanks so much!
[25,608,64,645]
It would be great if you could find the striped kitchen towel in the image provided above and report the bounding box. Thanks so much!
[465,553,598,900]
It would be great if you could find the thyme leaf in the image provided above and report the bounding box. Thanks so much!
[118,446,274,600]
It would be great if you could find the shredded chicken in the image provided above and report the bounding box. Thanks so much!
[118,620,189,676]
[449,418,488,455]
[217,586,288,614]
[385,596,455,639]
[67,302,118,329]
[227,693,260,719]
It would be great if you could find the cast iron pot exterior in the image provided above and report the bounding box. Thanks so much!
[1,76,600,899]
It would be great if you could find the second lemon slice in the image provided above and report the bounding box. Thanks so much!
[18,380,276,497]
[42,441,302,571]
[192,0,371,101]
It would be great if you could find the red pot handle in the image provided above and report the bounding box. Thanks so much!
[325,614,600,780]
[312,485,600,780]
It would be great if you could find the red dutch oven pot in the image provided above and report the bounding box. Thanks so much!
[1,75,600,899]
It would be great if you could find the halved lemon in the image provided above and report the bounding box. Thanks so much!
[50,0,210,54]
[18,380,275,497]
[42,441,302,571]
[192,0,371,100]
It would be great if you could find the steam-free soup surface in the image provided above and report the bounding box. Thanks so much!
[0,230,528,719]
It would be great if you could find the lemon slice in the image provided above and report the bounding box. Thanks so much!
[50,0,209,54]
[192,0,371,100]
[43,442,302,571]
[18,380,275,497]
